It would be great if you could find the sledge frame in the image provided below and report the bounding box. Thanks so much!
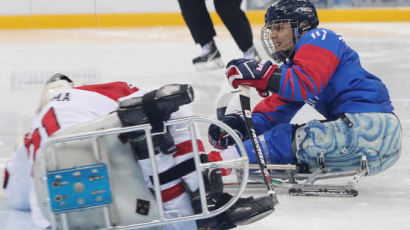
[35,115,250,230]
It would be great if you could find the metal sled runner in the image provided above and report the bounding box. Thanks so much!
[247,153,369,197]
[217,89,370,198]
[33,114,251,230]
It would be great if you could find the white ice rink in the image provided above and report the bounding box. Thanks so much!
[0,23,409,230]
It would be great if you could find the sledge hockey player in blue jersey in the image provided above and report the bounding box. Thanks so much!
[208,0,402,178]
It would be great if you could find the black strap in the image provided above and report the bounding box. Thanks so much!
[142,90,163,132]
[329,113,353,127]
[149,158,196,185]
[340,113,353,127]
[267,67,281,93]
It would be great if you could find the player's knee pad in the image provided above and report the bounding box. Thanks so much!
[118,84,194,158]
[294,113,402,175]
[117,84,194,130]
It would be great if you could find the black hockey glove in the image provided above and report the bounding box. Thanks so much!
[117,84,194,159]
[208,110,249,149]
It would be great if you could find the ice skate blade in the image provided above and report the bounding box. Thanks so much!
[288,185,359,197]
[194,58,225,72]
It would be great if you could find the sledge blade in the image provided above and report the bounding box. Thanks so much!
[288,184,358,197]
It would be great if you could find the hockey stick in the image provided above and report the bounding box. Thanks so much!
[216,88,279,202]
[237,86,278,203]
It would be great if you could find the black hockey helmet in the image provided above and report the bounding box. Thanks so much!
[261,0,319,62]
[265,0,319,32]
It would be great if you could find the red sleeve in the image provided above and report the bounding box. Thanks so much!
[75,82,139,101]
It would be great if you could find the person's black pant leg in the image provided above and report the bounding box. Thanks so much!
[177,0,216,46]
[214,0,253,52]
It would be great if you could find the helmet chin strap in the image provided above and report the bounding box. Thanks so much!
[278,27,297,63]
[293,27,299,40]
[283,26,301,62]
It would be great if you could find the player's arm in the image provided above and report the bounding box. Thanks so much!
[252,94,304,134]
[208,94,303,149]
[278,29,343,101]
[225,29,344,101]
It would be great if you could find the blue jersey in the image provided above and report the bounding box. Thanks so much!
[252,28,393,134]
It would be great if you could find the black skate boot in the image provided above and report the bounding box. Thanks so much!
[193,40,225,71]
[243,45,261,62]
[196,193,274,230]
[192,155,274,230]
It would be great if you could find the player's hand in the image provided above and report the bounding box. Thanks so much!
[225,58,278,97]
[208,111,249,149]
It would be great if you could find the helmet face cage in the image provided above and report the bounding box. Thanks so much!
[261,19,298,63]
[262,0,319,62]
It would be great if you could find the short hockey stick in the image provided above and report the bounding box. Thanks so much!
[216,87,279,202]
[237,86,278,203]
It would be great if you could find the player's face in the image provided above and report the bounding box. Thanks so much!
[269,22,294,52]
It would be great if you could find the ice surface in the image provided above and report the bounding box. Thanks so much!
[0,23,409,230]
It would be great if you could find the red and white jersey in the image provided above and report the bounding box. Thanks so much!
[5,82,139,228]
[27,82,139,161]
[5,82,200,230]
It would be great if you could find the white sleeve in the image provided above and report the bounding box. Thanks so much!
[29,184,50,228]
[4,145,31,211]
[169,104,200,145]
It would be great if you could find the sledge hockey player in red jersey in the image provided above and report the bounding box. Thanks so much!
[208,0,402,191]
[3,74,273,230]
